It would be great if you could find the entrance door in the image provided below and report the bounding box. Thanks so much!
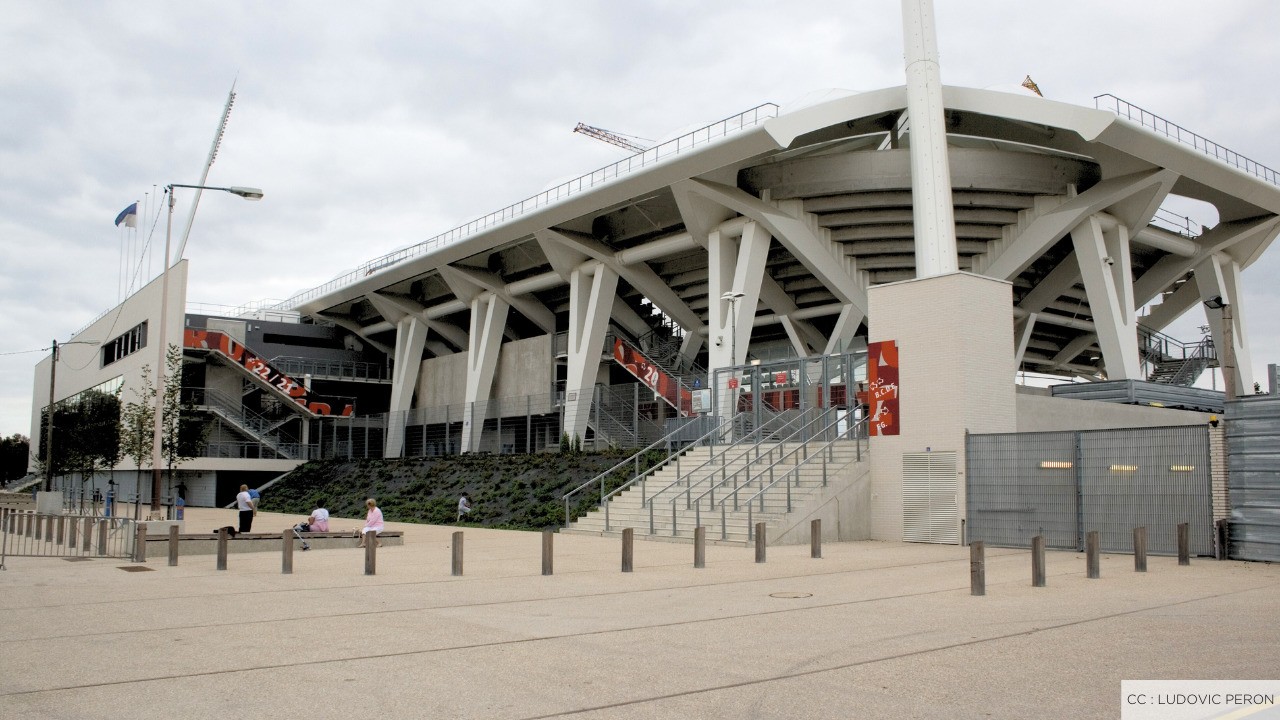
[902,451,959,544]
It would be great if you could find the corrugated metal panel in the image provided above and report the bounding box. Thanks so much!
[1050,379,1223,412]
[1226,395,1280,562]
[903,452,959,544]
[967,426,1211,554]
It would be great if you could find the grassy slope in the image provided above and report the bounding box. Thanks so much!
[257,450,664,530]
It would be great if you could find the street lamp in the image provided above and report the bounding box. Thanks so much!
[1203,295,1235,403]
[721,291,745,366]
[149,183,262,513]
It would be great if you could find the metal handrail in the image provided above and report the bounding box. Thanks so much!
[560,416,725,530]
[1166,337,1216,387]
[1095,94,1280,187]
[735,415,869,541]
[643,408,817,533]
[279,102,781,311]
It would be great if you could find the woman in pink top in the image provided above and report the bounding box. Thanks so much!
[358,498,384,548]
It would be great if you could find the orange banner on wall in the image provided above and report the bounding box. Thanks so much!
[867,340,899,436]
[184,329,354,417]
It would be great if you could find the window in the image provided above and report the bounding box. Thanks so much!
[101,321,148,367]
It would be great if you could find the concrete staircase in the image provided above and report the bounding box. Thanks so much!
[564,440,867,545]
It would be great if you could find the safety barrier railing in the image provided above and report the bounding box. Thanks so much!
[270,356,388,382]
[1095,94,1280,187]
[278,102,780,310]
[1,509,138,569]
[733,415,869,541]
[562,416,726,531]
[644,407,815,534]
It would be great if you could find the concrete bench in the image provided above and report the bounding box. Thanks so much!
[141,529,405,555]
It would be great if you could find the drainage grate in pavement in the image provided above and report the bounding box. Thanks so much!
[769,592,813,599]
[62,557,93,562]
[117,566,155,572]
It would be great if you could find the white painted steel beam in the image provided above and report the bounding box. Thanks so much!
[1194,253,1254,394]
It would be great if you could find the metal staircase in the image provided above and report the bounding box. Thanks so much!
[188,387,300,459]
[1139,324,1216,387]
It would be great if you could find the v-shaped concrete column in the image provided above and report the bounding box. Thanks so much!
[1195,253,1254,394]
[563,262,619,444]
[461,293,509,453]
[1072,216,1140,380]
[385,316,428,457]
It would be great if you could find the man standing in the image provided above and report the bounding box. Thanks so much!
[236,484,256,533]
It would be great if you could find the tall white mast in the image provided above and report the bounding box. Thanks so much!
[171,81,237,265]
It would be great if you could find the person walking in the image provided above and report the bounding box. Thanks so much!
[235,484,256,533]
[457,494,472,523]
[358,498,383,548]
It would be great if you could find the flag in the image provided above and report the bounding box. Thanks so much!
[114,202,138,228]
[1021,75,1043,97]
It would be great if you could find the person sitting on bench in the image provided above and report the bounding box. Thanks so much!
[358,498,383,548]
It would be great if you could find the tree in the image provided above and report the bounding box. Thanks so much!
[120,365,157,512]
[37,389,121,500]
[0,434,30,484]
[153,345,209,507]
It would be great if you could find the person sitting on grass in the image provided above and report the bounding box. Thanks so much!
[358,498,383,548]
[457,494,472,523]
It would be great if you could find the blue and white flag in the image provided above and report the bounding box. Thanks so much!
[114,202,138,228]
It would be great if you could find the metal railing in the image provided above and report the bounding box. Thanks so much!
[736,415,868,540]
[644,407,816,534]
[561,417,726,531]
[1,509,138,568]
[1095,94,1280,187]
[270,356,388,382]
[278,102,780,311]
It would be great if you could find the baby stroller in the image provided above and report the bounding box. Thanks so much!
[293,522,313,551]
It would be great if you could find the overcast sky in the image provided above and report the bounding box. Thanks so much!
[3,0,1279,438]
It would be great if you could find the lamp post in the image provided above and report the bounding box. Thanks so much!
[1203,295,1235,403]
[149,183,262,512]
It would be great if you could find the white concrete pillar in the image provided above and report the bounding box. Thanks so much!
[1195,253,1254,395]
[902,0,959,277]
[563,263,619,444]
[1072,216,1140,380]
[461,293,509,453]
[707,222,770,424]
[384,316,428,458]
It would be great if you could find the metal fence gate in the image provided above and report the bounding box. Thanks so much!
[1226,395,1280,562]
[1,509,138,569]
[966,426,1212,555]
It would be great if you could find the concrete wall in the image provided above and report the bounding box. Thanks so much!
[417,335,553,409]
[1015,394,1212,432]
[30,262,190,472]
[867,272,1018,542]
[769,459,872,544]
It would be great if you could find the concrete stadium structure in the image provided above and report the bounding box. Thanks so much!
[30,4,1280,542]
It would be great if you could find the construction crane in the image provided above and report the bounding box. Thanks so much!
[573,123,650,153]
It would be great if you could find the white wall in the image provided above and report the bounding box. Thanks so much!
[1015,394,1212,432]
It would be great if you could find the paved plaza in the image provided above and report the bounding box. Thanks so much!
[1,507,1278,719]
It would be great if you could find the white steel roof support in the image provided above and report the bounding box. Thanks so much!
[460,293,509,453]
[385,316,428,458]
[563,263,620,444]
[902,0,958,277]
[1072,216,1140,380]
[707,221,770,372]
[682,179,869,315]
[1013,312,1037,368]
[317,312,394,358]
[1194,253,1254,394]
[824,304,865,355]
[976,169,1177,280]
[1133,216,1280,308]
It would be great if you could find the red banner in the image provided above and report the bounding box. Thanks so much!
[184,329,354,417]
[867,340,899,436]
[612,338,693,416]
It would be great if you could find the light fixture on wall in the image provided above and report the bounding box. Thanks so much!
[1170,464,1196,472]
[1109,464,1138,473]
[1039,460,1073,469]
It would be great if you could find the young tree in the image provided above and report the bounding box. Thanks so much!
[120,365,157,512]
[157,345,209,503]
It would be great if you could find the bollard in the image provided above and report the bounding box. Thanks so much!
[694,526,706,569]
[1134,527,1147,573]
[970,540,985,596]
[754,523,766,563]
[82,517,92,552]
[541,530,554,576]
[66,516,77,549]
[364,536,377,576]
[216,527,229,571]
[97,520,108,556]
[451,531,464,576]
[1177,522,1190,566]
[1086,531,1100,579]
[282,529,293,575]
[56,516,65,545]
[1215,519,1228,560]
[811,519,822,559]
[133,522,147,563]
[168,525,179,567]
[44,515,54,542]
[621,528,634,573]
[1031,535,1045,587]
